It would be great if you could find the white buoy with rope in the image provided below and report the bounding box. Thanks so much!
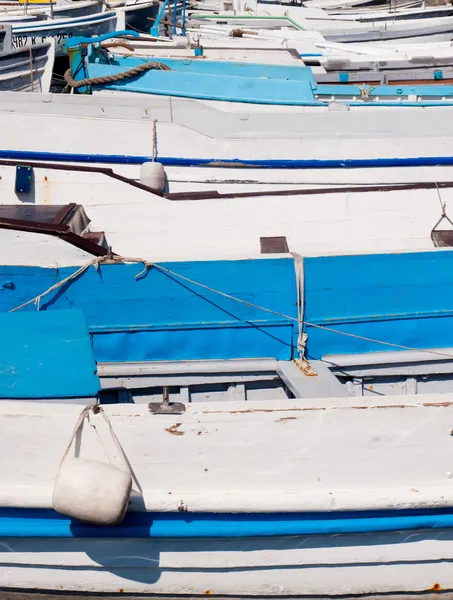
[140,119,166,192]
[53,403,141,526]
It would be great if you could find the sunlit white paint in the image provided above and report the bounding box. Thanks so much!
[1,397,453,596]
[0,163,451,263]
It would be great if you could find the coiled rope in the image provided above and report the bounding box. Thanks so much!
[229,28,257,37]
[64,61,171,89]
[358,83,375,102]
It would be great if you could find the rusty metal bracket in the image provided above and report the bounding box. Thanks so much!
[148,386,186,415]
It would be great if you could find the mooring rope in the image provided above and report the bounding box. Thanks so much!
[63,60,171,89]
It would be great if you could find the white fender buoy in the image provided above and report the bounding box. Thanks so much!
[328,101,350,112]
[140,161,166,192]
[53,458,132,526]
[52,404,137,526]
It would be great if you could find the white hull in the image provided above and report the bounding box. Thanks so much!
[188,6,453,43]
[2,93,453,156]
[113,41,305,64]
[10,10,117,55]
[0,162,452,262]
[2,532,453,599]
[1,397,453,597]
[2,93,453,192]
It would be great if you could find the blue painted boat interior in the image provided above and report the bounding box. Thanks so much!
[303,250,453,359]
[0,259,298,363]
[64,38,453,105]
[0,309,99,398]
[95,53,320,81]
[3,506,453,538]
[75,56,319,105]
[0,251,451,365]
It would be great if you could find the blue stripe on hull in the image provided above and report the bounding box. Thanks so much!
[3,149,453,169]
[2,507,453,538]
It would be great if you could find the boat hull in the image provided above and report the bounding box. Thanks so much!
[123,0,159,32]
[0,42,53,92]
[11,12,117,56]
[2,397,453,597]
[1,528,453,598]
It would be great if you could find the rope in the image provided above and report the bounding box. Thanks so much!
[10,257,101,313]
[152,119,157,162]
[10,254,453,362]
[358,83,375,101]
[63,61,171,89]
[100,41,135,52]
[431,182,453,247]
[59,402,142,493]
[229,28,257,36]
[28,47,34,93]
[292,252,307,358]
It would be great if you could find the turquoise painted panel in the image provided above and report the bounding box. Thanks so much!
[79,67,317,104]
[0,309,99,398]
[303,250,453,358]
[64,40,453,106]
[97,53,318,83]
[79,49,453,103]
[76,49,319,104]
[0,259,298,363]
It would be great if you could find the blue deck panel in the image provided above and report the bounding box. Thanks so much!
[0,309,99,398]
[68,43,453,105]
[102,54,319,82]
[84,69,318,104]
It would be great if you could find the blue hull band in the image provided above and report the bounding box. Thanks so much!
[1,507,453,538]
[2,148,453,168]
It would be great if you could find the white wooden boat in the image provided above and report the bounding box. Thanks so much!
[110,33,453,84]
[2,92,453,191]
[111,35,306,64]
[9,9,117,54]
[110,0,160,32]
[188,6,453,44]
[0,0,106,17]
[0,194,453,596]
[307,0,420,12]
[2,392,453,599]
[3,0,159,35]
[0,24,53,91]
[2,161,453,260]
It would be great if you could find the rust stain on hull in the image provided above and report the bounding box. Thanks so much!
[202,402,453,415]
[165,423,185,436]
[294,359,318,377]
[429,584,445,592]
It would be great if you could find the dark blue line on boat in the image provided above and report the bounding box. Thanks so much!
[2,507,453,538]
[3,149,453,169]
